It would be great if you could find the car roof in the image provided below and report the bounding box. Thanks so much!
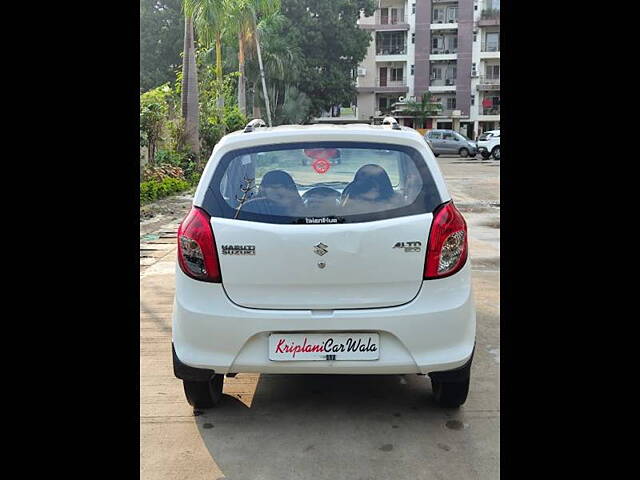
[217,123,426,149]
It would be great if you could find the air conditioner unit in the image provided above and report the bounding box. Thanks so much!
[357,67,366,76]
[471,70,478,77]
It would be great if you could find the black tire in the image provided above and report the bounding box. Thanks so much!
[183,374,224,409]
[431,377,470,408]
[434,153,440,157]
[459,148,469,158]
[480,151,491,160]
[491,146,500,160]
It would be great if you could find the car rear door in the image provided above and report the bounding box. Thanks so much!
[201,141,443,310]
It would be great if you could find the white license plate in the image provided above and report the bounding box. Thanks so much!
[269,333,380,361]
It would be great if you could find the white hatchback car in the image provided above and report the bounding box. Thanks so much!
[172,118,476,409]
[477,129,500,160]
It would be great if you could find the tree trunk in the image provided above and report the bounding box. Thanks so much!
[237,32,246,116]
[253,12,272,126]
[181,16,200,156]
[215,32,224,109]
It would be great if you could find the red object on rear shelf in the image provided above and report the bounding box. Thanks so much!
[424,202,468,279]
[304,148,338,160]
[177,207,221,282]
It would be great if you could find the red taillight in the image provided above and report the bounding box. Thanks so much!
[177,207,221,282]
[424,202,468,279]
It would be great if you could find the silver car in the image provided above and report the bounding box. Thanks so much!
[424,129,478,158]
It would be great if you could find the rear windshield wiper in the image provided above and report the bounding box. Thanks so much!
[234,177,256,219]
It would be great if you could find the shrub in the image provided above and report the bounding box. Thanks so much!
[140,177,190,205]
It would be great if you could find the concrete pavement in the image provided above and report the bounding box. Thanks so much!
[140,156,500,479]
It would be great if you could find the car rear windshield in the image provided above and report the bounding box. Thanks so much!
[201,141,441,224]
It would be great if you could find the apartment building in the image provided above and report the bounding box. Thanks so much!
[355,0,500,139]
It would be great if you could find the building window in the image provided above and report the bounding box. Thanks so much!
[447,36,458,51]
[376,31,407,55]
[412,33,415,44]
[411,64,415,75]
[433,8,445,23]
[471,95,475,106]
[484,32,500,52]
[446,6,458,23]
[412,3,416,14]
[447,97,456,110]
[432,67,442,80]
[486,64,500,79]
[390,67,404,82]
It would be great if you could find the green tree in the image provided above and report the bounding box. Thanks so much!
[181,14,200,155]
[140,0,185,92]
[227,0,281,120]
[273,0,376,117]
[183,0,228,108]
[140,85,173,163]
[400,93,443,129]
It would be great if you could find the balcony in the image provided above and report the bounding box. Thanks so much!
[377,75,407,87]
[357,76,408,94]
[431,47,457,55]
[482,106,500,116]
[478,9,500,27]
[430,77,456,87]
[360,8,409,31]
[477,75,500,91]
[375,9,408,25]
[480,39,500,59]
[376,45,407,55]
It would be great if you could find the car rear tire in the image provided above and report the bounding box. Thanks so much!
[459,148,469,158]
[491,146,500,160]
[431,378,470,408]
[183,375,224,409]
[480,150,491,160]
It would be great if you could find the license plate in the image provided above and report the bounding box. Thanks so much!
[269,333,380,361]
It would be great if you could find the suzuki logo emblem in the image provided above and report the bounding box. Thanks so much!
[314,242,328,256]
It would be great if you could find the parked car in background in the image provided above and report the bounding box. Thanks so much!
[477,130,500,160]
[172,118,476,410]
[424,130,478,158]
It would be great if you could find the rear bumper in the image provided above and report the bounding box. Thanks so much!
[172,262,476,375]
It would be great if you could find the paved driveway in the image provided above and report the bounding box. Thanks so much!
[140,157,500,480]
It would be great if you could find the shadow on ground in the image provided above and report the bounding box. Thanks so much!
[191,374,491,480]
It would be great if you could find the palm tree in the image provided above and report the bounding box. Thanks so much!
[244,12,301,123]
[183,0,227,108]
[227,0,280,125]
[181,15,200,155]
[400,93,442,129]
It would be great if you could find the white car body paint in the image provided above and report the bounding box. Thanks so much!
[477,129,500,154]
[174,124,475,375]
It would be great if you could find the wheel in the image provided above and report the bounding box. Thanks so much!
[491,146,500,160]
[183,374,224,409]
[480,150,491,160]
[431,377,470,408]
[459,148,469,158]
[434,153,440,157]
